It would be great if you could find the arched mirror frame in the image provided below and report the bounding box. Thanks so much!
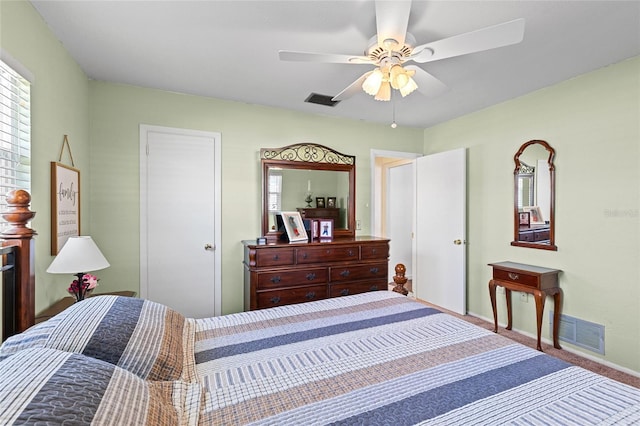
[511,139,557,251]
[261,143,356,241]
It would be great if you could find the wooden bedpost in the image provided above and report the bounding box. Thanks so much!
[392,263,409,296]
[2,190,36,336]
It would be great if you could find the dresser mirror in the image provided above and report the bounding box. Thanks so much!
[511,140,557,250]
[261,143,355,240]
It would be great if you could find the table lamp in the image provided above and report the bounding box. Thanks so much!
[47,236,110,301]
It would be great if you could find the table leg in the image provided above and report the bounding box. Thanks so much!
[488,280,499,333]
[552,288,563,349]
[533,289,546,351]
[505,288,513,330]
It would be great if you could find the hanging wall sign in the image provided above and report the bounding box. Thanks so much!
[51,161,81,255]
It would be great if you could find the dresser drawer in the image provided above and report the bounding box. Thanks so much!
[360,243,389,260]
[330,280,387,297]
[255,248,295,267]
[330,263,387,282]
[518,230,534,242]
[257,285,328,308]
[493,269,539,288]
[534,229,550,241]
[296,245,359,263]
[257,268,327,290]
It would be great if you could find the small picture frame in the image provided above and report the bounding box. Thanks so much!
[280,211,308,243]
[310,219,320,240]
[518,211,530,227]
[316,197,325,208]
[327,197,336,208]
[523,206,544,224]
[319,218,334,240]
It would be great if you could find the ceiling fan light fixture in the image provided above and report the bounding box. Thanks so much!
[374,81,391,101]
[362,69,384,96]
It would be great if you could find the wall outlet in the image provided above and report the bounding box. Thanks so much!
[519,292,529,303]
[356,220,361,230]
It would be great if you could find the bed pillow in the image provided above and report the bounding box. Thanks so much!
[0,347,201,426]
[0,295,197,382]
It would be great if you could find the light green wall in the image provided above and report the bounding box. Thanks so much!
[423,56,640,372]
[88,81,423,314]
[1,0,90,310]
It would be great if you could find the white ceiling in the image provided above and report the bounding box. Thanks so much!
[31,1,640,129]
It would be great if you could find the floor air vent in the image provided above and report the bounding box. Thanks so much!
[304,93,340,107]
[550,311,605,354]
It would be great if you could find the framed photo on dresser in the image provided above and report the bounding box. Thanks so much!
[319,219,334,241]
[280,211,308,243]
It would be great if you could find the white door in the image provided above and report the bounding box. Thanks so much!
[387,162,414,282]
[140,125,221,318]
[414,148,466,314]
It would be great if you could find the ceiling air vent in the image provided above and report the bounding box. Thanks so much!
[305,93,340,107]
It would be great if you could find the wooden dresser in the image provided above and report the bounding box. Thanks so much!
[243,236,389,310]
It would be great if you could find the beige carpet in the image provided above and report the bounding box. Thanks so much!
[415,296,640,389]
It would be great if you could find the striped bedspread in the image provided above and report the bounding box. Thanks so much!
[193,291,640,425]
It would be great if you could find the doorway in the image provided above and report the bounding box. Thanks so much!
[371,150,420,289]
[139,125,221,318]
[372,148,467,314]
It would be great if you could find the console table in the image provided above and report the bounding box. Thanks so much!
[488,262,562,351]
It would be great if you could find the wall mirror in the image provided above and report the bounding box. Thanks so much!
[261,143,355,240]
[511,139,557,251]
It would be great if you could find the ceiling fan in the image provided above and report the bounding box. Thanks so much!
[279,1,525,102]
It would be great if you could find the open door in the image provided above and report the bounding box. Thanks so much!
[414,148,466,314]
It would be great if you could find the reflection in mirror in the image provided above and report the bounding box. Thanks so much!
[511,140,557,251]
[261,143,356,240]
[267,168,350,231]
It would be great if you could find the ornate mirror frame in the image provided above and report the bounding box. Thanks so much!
[511,139,557,251]
[261,143,356,240]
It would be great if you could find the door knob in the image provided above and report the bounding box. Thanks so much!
[453,239,462,245]
[204,243,214,250]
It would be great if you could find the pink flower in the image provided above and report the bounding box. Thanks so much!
[83,274,99,290]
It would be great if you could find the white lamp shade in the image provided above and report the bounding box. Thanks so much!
[47,236,110,274]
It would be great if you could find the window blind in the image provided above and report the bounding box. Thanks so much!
[0,59,31,231]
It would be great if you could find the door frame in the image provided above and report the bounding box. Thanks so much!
[139,124,222,316]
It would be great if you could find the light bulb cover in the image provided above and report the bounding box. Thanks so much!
[374,81,391,101]
[362,69,384,96]
[399,77,418,97]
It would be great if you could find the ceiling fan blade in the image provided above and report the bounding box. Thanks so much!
[375,0,412,47]
[405,66,448,98]
[279,50,373,64]
[410,18,525,64]
[332,71,373,101]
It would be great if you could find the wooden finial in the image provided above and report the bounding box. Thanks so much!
[392,263,408,296]
[2,189,37,238]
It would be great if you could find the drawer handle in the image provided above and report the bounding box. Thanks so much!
[302,253,308,259]
[340,270,350,277]
[273,254,279,260]
[508,273,519,280]
[372,248,377,254]
[270,276,281,283]
[347,250,355,257]
[370,285,378,291]
[306,273,316,281]
[270,296,281,304]
[369,267,379,274]
[305,292,316,300]
[340,289,350,296]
